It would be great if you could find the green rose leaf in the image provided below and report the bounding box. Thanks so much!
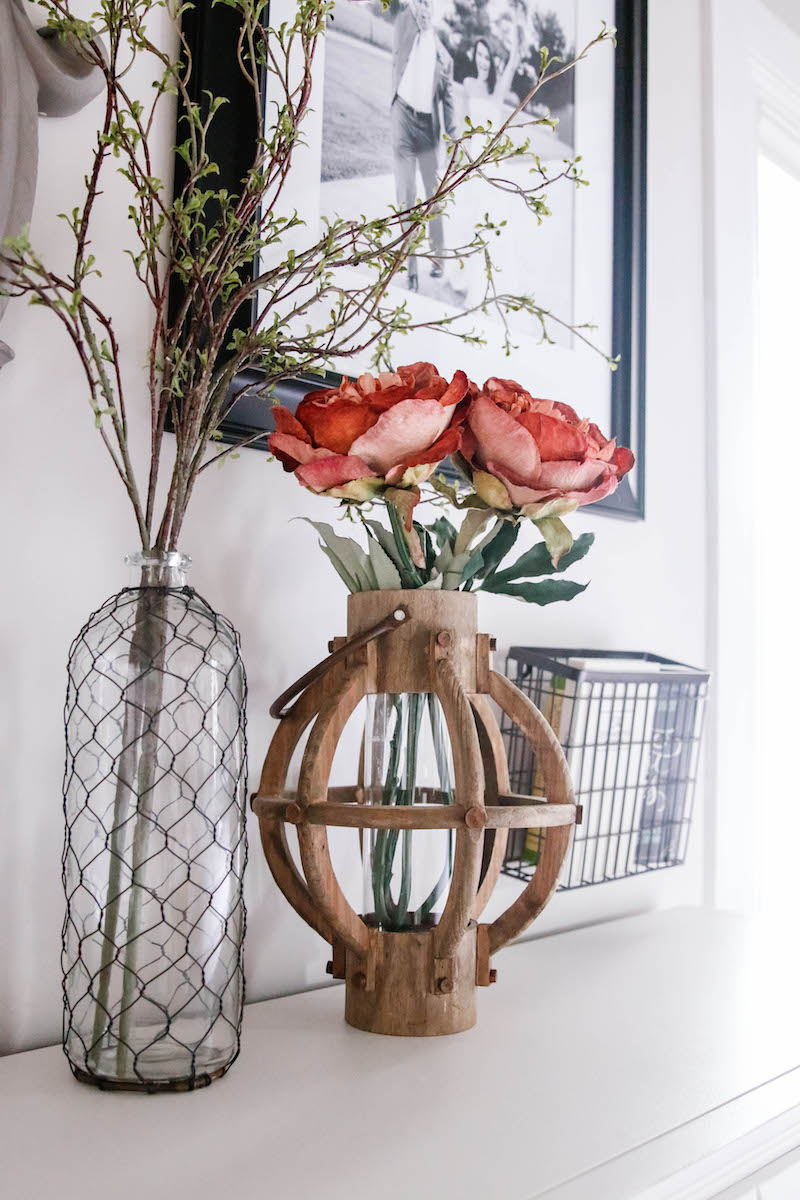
[431,515,457,553]
[300,519,373,593]
[480,577,589,605]
[454,506,494,557]
[365,520,406,569]
[488,532,595,585]
[366,536,402,590]
[470,518,520,586]
[461,519,506,587]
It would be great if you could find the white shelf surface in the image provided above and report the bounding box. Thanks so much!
[2,908,800,1200]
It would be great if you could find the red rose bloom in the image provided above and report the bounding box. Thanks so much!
[269,362,470,501]
[461,377,634,515]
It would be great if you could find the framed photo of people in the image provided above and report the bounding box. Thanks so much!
[180,0,646,518]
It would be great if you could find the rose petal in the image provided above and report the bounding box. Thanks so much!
[483,377,535,412]
[529,397,556,416]
[357,371,404,397]
[350,397,452,475]
[460,424,478,462]
[518,411,589,462]
[485,461,551,505]
[367,383,416,412]
[384,425,461,485]
[269,432,333,471]
[272,405,311,444]
[592,435,617,463]
[295,394,379,455]
[302,379,360,406]
[468,393,540,482]
[613,445,635,477]
[437,369,470,407]
[530,459,608,492]
[299,385,339,406]
[294,454,375,493]
[570,474,620,507]
[413,379,448,401]
[488,461,619,509]
[585,421,612,453]
[356,373,378,394]
[553,400,581,423]
[398,362,439,389]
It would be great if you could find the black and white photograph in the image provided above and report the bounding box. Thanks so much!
[320,0,577,331]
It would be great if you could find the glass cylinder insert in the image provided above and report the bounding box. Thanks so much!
[62,553,247,1090]
[362,692,455,931]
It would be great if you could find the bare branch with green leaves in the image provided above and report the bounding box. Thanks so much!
[1,0,615,551]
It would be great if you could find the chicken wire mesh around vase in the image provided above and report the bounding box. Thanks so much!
[61,552,247,1091]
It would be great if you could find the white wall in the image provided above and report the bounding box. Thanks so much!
[763,0,800,35]
[0,0,708,1055]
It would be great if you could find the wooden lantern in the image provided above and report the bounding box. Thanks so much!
[252,591,578,1037]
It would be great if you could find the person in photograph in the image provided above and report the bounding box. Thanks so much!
[460,14,525,125]
[453,10,527,306]
[390,0,457,291]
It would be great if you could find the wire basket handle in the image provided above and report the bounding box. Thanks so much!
[269,605,409,720]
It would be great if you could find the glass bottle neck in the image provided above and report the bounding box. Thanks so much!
[125,551,191,589]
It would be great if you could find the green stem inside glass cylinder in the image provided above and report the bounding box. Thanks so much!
[87,588,168,1075]
[368,693,455,931]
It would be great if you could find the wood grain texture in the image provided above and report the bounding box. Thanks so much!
[344,923,478,1036]
[487,671,575,955]
[253,796,575,830]
[348,589,479,693]
[471,694,510,919]
[255,679,333,943]
[487,805,576,828]
[475,632,493,694]
[475,921,492,987]
[296,667,371,957]
[433,659,485,960]
[255,797,462,827]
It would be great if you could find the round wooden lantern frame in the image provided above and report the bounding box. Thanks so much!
[253,591,579,1037]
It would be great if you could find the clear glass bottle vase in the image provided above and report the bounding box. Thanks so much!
[61,552,247,1090]
[362,692,455,931]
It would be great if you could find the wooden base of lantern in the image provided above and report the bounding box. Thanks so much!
[253,590,578,1038]
[343,923,478,1037]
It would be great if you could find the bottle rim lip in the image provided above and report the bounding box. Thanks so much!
[125,551,192,570]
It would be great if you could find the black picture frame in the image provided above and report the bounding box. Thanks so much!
[177,0,647,519]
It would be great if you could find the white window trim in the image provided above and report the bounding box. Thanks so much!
[705,0,800,912]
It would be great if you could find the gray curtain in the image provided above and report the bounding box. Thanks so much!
[0,0,105,366]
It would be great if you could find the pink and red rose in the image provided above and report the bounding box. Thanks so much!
[269,362,470,501]
[271,364,634,538]
[459,377,634,517]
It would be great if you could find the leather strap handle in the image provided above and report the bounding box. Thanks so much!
[269,605,409,720]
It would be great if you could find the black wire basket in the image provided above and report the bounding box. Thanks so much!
[501,648,709,889]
